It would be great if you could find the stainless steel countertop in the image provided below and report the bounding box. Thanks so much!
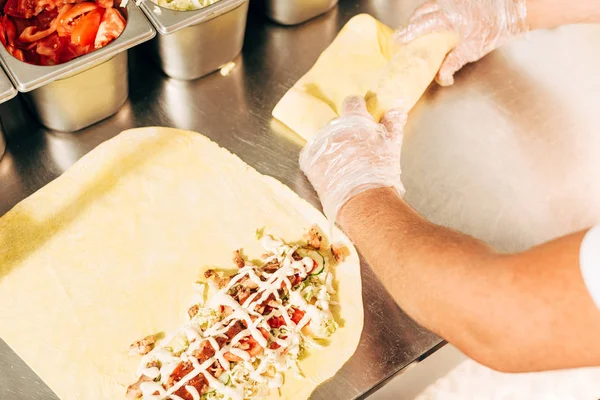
[2,0,600,398]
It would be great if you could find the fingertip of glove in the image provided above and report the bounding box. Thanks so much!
[436,73,455,87]
[341,96,370,118]
[380,109,407,134]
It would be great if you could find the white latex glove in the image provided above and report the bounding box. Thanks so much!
[395,0,529,86]
[299,96,407,223]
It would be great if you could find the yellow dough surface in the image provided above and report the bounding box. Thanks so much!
[0,127,363,399]
[272,13,458,140]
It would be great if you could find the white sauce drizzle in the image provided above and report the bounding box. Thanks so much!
[229,347,251,361]
[141,366,161,379]
[185,385,200,400]
[140,381,166,397]
[136,239,337,400]
[207,337,230,371]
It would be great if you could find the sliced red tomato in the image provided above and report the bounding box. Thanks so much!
[0,19,8,46]
[1,0,121,64]
[70,8,100,46]
[93,7,123,49]
[11,47,25,61]
[4,0,37,19]
[290,308,305,325]
[258,327,269,339]
[35,8,58,30]
[95,0,113,8]
[60,2,98,21]
[56,2,98,35]
[58,35,89,62]
[290,274,303,287]
[19,24,56,42]
[1,16,17,46]
[35,32,61,62]
[21,41,38,50]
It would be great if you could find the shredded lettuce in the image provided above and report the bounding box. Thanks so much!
[153,0,220,12]
[192,308,220,329]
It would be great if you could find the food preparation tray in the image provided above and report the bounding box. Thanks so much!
[0,2,155,132]
[140,0,249,80]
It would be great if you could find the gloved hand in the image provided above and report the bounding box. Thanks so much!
[299,96,407,223]
[395,0,529,86]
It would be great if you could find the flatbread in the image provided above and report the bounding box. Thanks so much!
[0,127,363,399]
[272,13,458,140]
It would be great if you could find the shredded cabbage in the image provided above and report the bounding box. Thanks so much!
[153,0,220,12]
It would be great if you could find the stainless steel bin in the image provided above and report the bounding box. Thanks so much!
[140,0,249,80]
[261,0,338,25]
[22,53,128,133]
[0,3,155,132]
[0,69,17,159]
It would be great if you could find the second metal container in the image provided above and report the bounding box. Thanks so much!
[141,0,249,80]
[0,2,155,132]
[262,0,338,25]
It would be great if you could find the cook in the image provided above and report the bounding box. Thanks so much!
[300,0,600,372]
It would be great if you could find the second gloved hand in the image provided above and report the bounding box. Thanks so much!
[395,0,529,86]
[299,96,407,223]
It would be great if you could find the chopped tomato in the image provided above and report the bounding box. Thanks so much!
[35,8,57,30]
[290,308,305,325]
[56,2,98,35]
[1,16,17,46]
[19,25,56,42]
[243,335,265,357]
[258,327,269,339]
[4,0,37,19]
[290,274,303,287]
[12,47,25,61]
[36,32,60,59]
[1,0,124,65]
[70,8,100,46]
[0,22,7,46]
[95,0,112,8]
[267,315,286,329]
[224,330,267,362]
[93,7,123,49]
[167,362,208,400]
[173,375,207,400]
[58,35,89,62]
[168,361,194,386]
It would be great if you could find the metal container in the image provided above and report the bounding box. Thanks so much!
[0,2,155,132]
[0,69,17,159]
[140,0,249,80]
[261,0,338,25]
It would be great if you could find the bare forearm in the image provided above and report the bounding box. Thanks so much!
[526,0,600,30]
[338,188,600,371]
[338,188,502,359]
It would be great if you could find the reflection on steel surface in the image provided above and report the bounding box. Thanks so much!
[1,0,600,399]
[260,0,339,26]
